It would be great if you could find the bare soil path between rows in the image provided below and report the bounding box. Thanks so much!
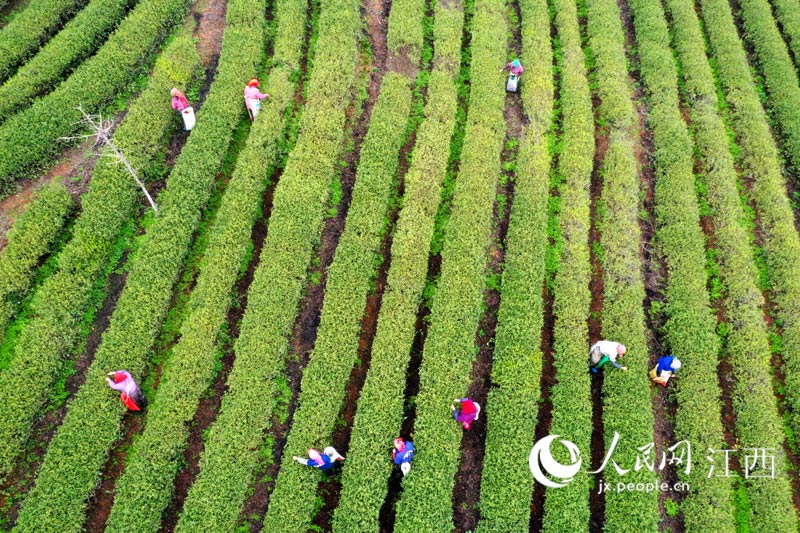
[450,1,526,529]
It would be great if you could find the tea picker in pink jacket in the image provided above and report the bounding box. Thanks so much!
[293,447,345,472]
[171,88,189,111]
[244,78,269,120]
[500,58,524,76]
[171,88,195,130]
[393,438,415,476]
[106,370,146,411]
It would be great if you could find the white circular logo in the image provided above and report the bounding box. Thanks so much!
[529,435,582,488]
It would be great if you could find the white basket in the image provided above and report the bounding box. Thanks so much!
[181,106,195,130]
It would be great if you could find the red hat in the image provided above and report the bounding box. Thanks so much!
[113,371,126,383]
[460,398,477,415]
[394,438,405,451]
[247,78,259,87]
[462,421,471,430]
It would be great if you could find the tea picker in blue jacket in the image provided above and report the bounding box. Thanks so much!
[393,438,414,476]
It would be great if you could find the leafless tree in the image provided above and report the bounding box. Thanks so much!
[61,106,158,213]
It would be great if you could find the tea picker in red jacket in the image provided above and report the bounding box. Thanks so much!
[500,59,524,92]
[452,398,480,430]
[106,370,146,411]
[393,438,415,476]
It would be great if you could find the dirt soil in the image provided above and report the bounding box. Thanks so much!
[230,0,391,527]
[0,0,30,26]
[231,5,315,528]
[0,115,121,244]
[587,89,608,532]
[0,0,227,243]
[529,278,556,533]
[312,187,395,532]
[191,0,226,67]
[379,302,429,531]
[529,9,562,532]
[0,243,129,530]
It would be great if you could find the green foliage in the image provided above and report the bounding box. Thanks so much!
[393,0,506,528]
[735,0,800,176]
[628,0,736,529]
[0,0,88,83]
[261,74,413,532]
[0,29,198,484]
[665,498,679,517]
[476,0,553,528]
[172,0,361,529]
[0,0,192,195]
[537,0,595,528]
[665,0,799,528]
[8,2,266,526]
[582,0,659,527]
[0,182,72,340]
[769,0,800,72]
[332,0,462,528]
[386,0,423,66]
[102,7,306,523]
[693,0,800,467]
[0,0,136,122]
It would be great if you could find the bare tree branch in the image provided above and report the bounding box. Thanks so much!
[60,106,158,213]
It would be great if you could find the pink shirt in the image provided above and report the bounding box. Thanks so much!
[505,62,524,75]
[107,370,140,397]
[172,94,189,111]
[244,86,268,109]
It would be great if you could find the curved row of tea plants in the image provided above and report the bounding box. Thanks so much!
[0,0,136,123]
[392,0,506,528]
[10,1,266,528]
[103,1,308,531]
[0,0,192,196]
[626,0,734,529]
[539,0,594,528]
[667,0,796,528]
[261,29,416,533]
[735,0,800,176]
[476,0,552,528]
[0,0,88,82]
[0,29,199,481]
[331,4,465,530]
[171,0,361,530]
[0,182,72,342]
[583,0,657,527]
[691,0,800,466]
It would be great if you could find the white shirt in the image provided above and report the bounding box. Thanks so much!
[594,340,622,362]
